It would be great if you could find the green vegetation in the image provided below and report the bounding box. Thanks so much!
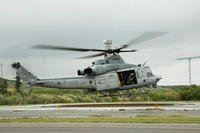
[0,78,8,94]
[0,116,200,123]
[0,79,200,105]
[15,76,22,94]
[179,85,200,100]
[149,85,200,101]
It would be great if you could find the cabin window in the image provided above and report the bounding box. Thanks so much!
[117,70,137,86]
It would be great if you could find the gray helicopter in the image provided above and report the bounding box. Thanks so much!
[12,32,166,96]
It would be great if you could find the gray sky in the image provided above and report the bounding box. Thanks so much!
[0,0,200,85]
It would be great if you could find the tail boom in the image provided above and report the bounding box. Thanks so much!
[12,62,96,90]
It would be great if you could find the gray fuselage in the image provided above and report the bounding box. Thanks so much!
[13,55,161,92]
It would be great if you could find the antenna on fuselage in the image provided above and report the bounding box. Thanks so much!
[104,40,113,58]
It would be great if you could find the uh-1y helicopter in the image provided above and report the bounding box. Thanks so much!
[12,32,167,96]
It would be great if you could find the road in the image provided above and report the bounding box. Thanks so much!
[0,123,200,133]
[0,102,200,118]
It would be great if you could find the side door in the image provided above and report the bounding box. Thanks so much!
[95,75,107,91]
[106,73,120,90]
[95,72,120,91]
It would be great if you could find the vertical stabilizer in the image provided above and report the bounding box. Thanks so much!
[12,62,39,85]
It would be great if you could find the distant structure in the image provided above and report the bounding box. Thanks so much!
[177,56,200,85]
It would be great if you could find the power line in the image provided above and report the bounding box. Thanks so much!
[177,56,200,85]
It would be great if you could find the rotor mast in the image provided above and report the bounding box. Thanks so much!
[104,40,113,58]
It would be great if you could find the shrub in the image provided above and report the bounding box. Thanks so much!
[63,96,74,103]
[0,78,8,94]
[179,85,200,100]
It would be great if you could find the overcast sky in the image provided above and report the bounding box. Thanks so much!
[0,0,200,85]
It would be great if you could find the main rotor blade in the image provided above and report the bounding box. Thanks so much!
[32,45,107,52]
[119,31,168,49]
[76,52,105,59]
[119,50,138,52]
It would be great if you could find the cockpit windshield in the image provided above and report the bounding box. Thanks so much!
[146,67,153,77]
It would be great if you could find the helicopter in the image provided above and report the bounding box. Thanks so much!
[12,32,167,96]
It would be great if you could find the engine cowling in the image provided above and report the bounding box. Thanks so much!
[77,68,94,76]
[84,68,93,74]
[77,70,85,76]
[12,62,21,69]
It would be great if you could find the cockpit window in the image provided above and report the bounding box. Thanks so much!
[147,72,153,77]
[146,67,153,77]
[146,67,151,72]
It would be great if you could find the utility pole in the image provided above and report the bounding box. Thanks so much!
[177,56,200,85]
[0,64,3,78]
[188,58,191,85]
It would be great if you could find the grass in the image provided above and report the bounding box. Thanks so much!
[1,85,200,105]
[1,116,200,123]
[31,87,72,95]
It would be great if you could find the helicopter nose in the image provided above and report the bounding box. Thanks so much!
[156,76,162,82]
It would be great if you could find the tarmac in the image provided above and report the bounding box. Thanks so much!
[0,123,200,133]
[0,102,200,118]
